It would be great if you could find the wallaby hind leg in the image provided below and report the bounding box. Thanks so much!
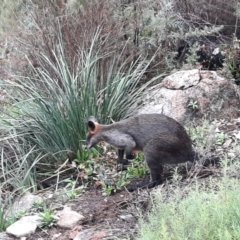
[127,153,163,192]
[145,153,163,188]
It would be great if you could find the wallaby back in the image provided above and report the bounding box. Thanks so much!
[86,114,194,190]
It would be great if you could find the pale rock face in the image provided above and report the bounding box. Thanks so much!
[163,69,201,89]
[6,215,42,237]
[57,206,85,229]
[138,69,240,124]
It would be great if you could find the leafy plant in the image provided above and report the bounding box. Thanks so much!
[74,147,100,168]
[222,47,240,79]
[0,128,41,231]
[32,199,44,212]
[39,206,57,228]
[115,172,130,189]
[186,124,214,148]
[126,153,149,179]
[135,177,240,240]
[185,43,200,67]
[64,179,85,199]
[187,99,199,110]
[215,133,226,145]
[101,182,114,196]
[0,205,14,232]
[0,199,25,232]
[4,28,160,164]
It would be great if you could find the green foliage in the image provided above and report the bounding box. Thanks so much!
[126,153,149,179]
[222,47,240,79]
[115,172,130,189]
[0,206,14,232]
[74,147,100,167]
[98,170,130,196]
[63,178,85,199]
[215,133,226,145]
[0,128,40,232]
[0,200,26,232]
[187,99,198,110]
[186,121,227,150]
[0,136,39,193]
[135,177,240,240]
[4,29,160,163]
[99,153,148,195]
[39,206,56,228]
[32,199,44,212]
[101,182,115,196]
[114,0,223,71]
[185,43,200,67]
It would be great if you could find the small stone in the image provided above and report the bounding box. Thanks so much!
[57,207,85,229]
[6,215,42,237]
[52,233,62,239]
[73,228,124,240]
[223,138,232,148]
[73,228,108,240]
[119,214,135,222]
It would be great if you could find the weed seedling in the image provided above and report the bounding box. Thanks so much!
[32,199,44,212]
[101,182,114,196]
[74,147,100,166]
[215,133,226,145]
[63,178,86,199]
[39,205,57,228]
[126,153,149,179]
[115,172,130,189]
[188,100,199,110]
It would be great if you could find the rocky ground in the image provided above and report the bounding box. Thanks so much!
[1,116,240,240]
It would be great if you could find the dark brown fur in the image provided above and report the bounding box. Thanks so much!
[86,114,194,191]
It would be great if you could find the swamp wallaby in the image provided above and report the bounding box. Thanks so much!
[85,114,194,190]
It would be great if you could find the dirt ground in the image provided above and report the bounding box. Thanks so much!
[26,177,152,240]
[23,166,217,240]
[25,118,240,240]
[3,118,239,240]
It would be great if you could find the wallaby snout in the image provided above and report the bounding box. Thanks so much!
[85,134,95,149]
[85,144,90,149]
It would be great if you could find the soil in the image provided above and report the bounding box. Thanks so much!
[27,178,152,240]
[24,167,216,240]
[28,118,240,240]
[5,118,240,240]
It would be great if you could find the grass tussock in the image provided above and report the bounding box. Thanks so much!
[135,176,240,240]
[0,27,162,212]
[3,29,161,161]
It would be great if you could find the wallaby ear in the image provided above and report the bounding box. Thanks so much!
[87,116,99,134]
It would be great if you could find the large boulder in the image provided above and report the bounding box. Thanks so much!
[138,69,240,124]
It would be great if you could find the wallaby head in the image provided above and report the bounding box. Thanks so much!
[85,116,101,149]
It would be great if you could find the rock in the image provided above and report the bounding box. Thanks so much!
[73,228,124,240]
[0,232,15,240]
[6,215,42,238]
[12,193,42,214]
[137,69,240,124]
[57,207,85,229]
[52,233,62,239]
[119,214,135,222]
[73,228,108,240]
